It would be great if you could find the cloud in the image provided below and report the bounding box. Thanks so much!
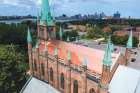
[0,0,139,18]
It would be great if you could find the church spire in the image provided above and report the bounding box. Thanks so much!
[27,28,32,43]
[40,0,53,26]
[103,36,112,66]
[127,30,133,49]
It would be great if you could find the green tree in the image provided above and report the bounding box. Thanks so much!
[111,35,138,47]
[0,45,28,93]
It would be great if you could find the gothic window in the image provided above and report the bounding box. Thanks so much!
[73,80,78,93]
[41,63,45,76]
[89,88,96,93]
[50,68,53,82]
[60,73,65,89]
[32,62,34,71]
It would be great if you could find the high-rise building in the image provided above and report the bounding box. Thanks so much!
[113,11,121,19]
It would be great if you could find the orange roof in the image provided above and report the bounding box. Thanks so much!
[39,40,119,74]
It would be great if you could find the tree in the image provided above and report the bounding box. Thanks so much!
[86,25,105,39]
[0,45,28,93]
[111,35,138,47]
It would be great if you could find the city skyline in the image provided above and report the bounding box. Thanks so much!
[0,0,139,18]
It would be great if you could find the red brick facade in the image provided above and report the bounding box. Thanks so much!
[27,22,127,93]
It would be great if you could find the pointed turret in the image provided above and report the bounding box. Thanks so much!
[35,40,39,49]
[67,36,70,42]
[54,48,58,56]
[127,30,133,49]
[103,36,112,66]
[83,57,88,66]
[59,27,63,40]
[67,51,71,61]
[27,28,33,74]
[40,0,53,26]
[27,28,32,43]
[75,37,78,43]
[100,36,113,92]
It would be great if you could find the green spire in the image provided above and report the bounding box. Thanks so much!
[59,27,63,40]
[54,48,58,56]
[75,37,78,43]
[35,40,39,48]
[127,30,133,49]
[67,51,71,60]
[103,36,112,66]
[27,28,32,43]
[67,36,70,42]
[40,0,53,26]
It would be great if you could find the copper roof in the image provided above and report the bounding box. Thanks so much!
[39,40,119,74]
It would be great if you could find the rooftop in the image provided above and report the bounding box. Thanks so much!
[20,77,60,93]
[109,65,140,93]
[128,48,140,70]
[39,40,120,74]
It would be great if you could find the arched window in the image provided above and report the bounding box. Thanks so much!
[50,68,53,82]
[60,73,65,89]
[73,80,78,93]
[34,60,37,71]
[41,64,45,76]
[89,88,96,93]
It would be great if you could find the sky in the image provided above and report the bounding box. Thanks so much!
[0,0,139,18]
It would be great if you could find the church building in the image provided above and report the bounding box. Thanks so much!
[26,0,133,93]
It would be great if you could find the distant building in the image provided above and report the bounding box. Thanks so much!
[115,27,140,39]
[113,11,121,19]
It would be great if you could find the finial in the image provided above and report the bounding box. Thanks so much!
[27,28,32,43]
[59,27,63,40]
[127,30,133,49]
[67,36,70,42]
[75,37,78,43]
[35,40,39,48]
[67,51,71,61]
[83,57,88,66]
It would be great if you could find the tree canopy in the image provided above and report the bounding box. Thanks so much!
[0,45,28,93]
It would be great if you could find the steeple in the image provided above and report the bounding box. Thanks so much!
[27,28,32,43]
[103,36,112,66]
[40,0,53,26]
[127,30,133,49]
[59,27,63,40]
